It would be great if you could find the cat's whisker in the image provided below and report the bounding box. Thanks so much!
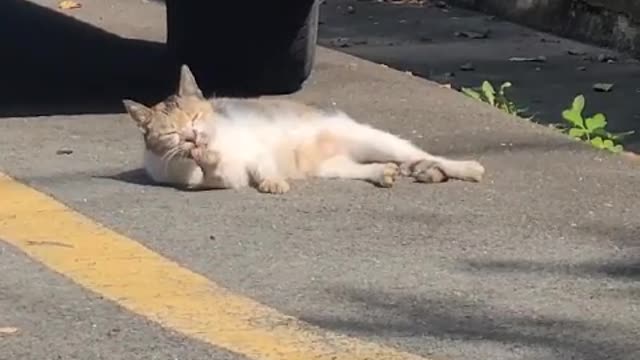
[161,146,181,174]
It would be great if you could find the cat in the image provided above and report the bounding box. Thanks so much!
[122,65,485,194]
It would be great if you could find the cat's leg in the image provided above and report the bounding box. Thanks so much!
[247,156,291,194]
[315,155,400,187]
[342,123,485,183]
[189,147,228,190]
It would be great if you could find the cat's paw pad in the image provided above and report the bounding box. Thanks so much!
[378,163,399,188]
[258,178,291,194]
[412,160,448,183]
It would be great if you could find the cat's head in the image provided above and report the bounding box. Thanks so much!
[122,65,214,158]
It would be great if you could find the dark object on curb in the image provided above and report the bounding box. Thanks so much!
[165,0,320,96]
[454,30,490,39]
[539,37,560,43]
[568,49,587,56]
[597,53,618,63]
[56,149,73,155]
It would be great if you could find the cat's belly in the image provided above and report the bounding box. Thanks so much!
[143,150,204,186]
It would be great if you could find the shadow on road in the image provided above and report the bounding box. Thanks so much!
[460,224,640,281]
[301,285,638,360]
[463,257,640,281]
[0,0,176,117]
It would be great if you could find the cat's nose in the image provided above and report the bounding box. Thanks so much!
[183,130,197,142]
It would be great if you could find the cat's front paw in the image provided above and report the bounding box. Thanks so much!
[257,178,290,194]
[377,163,400,188]
[191,147,219,169]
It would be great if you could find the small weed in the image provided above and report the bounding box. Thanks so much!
[461,81,528,117]
[459,80,633,155]
[561,95,633,153]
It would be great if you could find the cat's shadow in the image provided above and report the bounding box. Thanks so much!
[95,168,220,192]
[97,169,155,187]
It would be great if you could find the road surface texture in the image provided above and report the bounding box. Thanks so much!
[1,1,639,360]
[318,0,640,152]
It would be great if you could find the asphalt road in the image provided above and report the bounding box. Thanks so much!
[318,0,640,152]
[1,1,639,360]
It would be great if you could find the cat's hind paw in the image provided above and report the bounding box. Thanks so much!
[411,160,448,183]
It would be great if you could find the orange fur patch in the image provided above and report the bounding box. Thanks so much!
[294,131,346,176]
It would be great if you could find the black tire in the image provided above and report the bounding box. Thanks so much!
[166,0,319,96]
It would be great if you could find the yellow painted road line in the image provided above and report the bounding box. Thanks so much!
[0,173,431,360]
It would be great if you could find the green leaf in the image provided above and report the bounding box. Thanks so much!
[590,137,605,149]
[591,128,611,138]
[568,128,586,138]
[562,109,584,128]
[461,87,482,101]
[585,113,607,131]
[481,81,496,106]
[571,95,585,114]
[602,139,624,153]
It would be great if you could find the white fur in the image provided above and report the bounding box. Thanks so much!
[144,150,204,187]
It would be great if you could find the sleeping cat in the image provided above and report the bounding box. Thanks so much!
[122,65,485,194]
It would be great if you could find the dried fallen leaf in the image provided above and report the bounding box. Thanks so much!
[58,0,81,10]
[597,53,617,63]
[56,148,73,155]
[593,83,614,92]
[0,327,19,335]
[567,49,587,56]
[508,56,547,63]
[459,62,475,71]
[454,30,490,39]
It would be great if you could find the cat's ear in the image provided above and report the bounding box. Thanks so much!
[122,99,152,133]
[178,64,204,99]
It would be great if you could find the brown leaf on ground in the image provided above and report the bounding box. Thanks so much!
[382,0,427,5]
[58,0,82,10]
[593,83,614,92]
[0,327,19,335]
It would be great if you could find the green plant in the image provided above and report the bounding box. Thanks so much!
[461,81,527,117]
[561,95,633,153]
